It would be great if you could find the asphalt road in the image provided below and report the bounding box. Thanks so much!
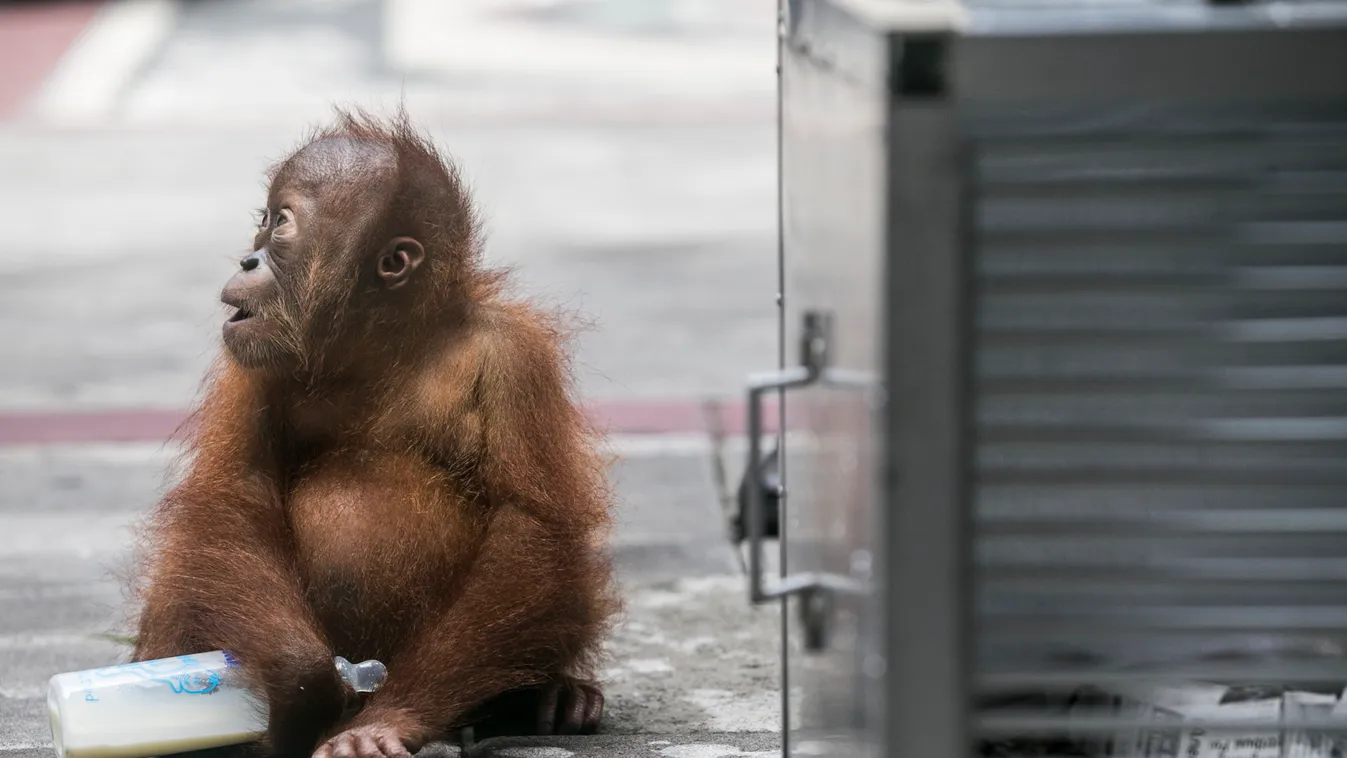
[0,1,787,756]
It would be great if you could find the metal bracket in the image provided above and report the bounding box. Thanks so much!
[732,440,782,546]
[744,310,877,650]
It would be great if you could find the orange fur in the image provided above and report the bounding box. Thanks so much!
[130,108,620,757]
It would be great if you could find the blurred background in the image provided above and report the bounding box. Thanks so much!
[0,1,787,754]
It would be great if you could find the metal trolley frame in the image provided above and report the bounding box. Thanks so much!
[741,2,1347,756]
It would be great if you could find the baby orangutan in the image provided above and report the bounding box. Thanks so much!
[130,109,619,758]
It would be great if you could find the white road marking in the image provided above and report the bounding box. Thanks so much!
[27,0,179,125]
[0,585,122,601]
[0,631,124,651]
[0,442,176,466]
[0,433,810,461]
[12,0,773,129]
[604,431,816,458]
[603,433,723,458]
[383,0,771,87]
[0,514,139,558]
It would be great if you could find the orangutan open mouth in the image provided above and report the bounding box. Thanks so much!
[228,306,254,323]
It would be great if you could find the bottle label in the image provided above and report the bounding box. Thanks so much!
[93,655,224,696]
[77,671,98,703]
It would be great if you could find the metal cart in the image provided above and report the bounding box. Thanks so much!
[737,1,1347,756]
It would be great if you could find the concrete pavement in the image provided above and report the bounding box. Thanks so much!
[0,123,778,411]
[0,440,786,755]
[0,0,786,755]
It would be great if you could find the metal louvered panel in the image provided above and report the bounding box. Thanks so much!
[972,104,1347,752]
[769,2,1347,757]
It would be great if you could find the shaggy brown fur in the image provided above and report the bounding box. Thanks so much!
[129,108,620,758]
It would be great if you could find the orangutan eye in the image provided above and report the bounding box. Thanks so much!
[276,208,294,226]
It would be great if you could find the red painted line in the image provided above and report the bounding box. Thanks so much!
[0,1,104,120]
[0,399,785,446]
[0,408,185,446]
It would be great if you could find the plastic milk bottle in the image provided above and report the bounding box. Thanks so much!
[47,651,387,758]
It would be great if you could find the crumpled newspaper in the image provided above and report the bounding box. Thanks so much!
[1074,681,1347,758]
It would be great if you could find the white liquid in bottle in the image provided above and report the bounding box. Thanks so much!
[48,651,386,758]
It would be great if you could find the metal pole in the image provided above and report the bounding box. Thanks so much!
[774,0,789,755]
